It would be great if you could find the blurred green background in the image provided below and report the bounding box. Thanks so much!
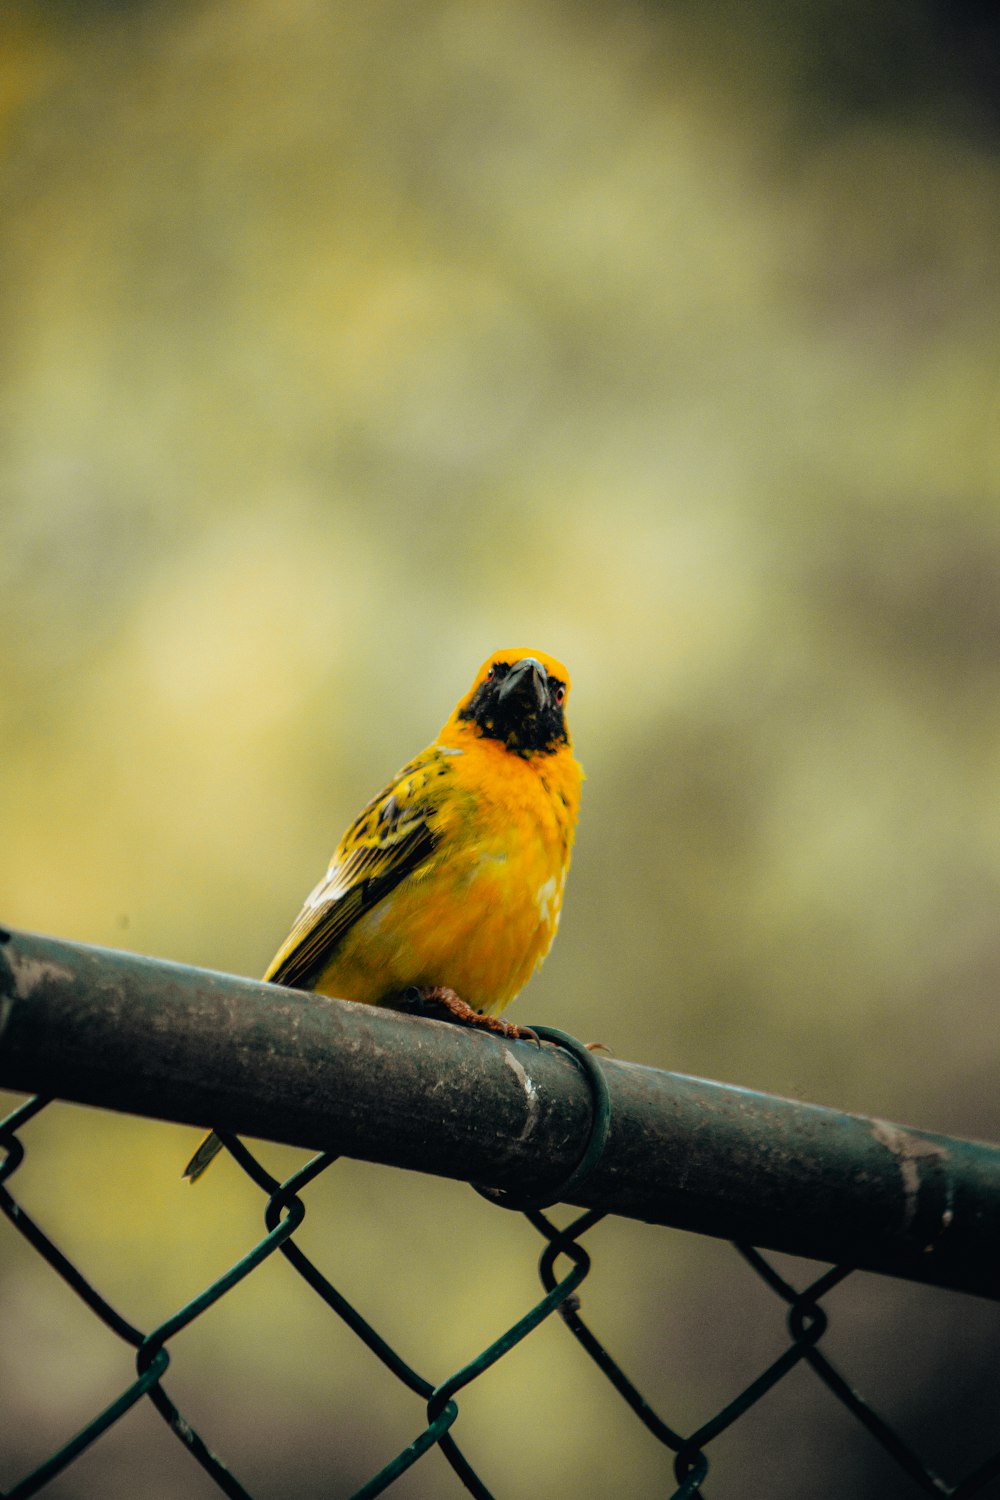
[3,1,1000,1496]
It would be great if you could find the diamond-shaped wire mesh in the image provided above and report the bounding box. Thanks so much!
[3,1089,1000,1500]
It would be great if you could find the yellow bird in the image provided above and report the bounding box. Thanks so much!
[184,648,583,1181]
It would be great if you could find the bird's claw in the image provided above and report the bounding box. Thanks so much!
[398,985,540,1043]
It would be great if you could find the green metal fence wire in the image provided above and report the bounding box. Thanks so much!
[3,926,1000,1497]
[4,1087,1000,1499]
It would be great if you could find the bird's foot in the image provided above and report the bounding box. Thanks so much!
[400,985,539,1044]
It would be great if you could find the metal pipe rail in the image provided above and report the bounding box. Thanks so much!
[1,924,998,1299]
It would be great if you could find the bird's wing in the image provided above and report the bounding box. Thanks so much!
[264,752,446,990]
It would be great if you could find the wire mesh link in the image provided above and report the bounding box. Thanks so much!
[4,1083,1000,1499]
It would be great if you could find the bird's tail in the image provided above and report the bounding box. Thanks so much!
[183,1130,224,1183]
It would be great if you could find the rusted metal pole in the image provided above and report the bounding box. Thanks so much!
[1,924,998,1298]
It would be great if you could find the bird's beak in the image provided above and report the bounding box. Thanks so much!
[498,657,548,711]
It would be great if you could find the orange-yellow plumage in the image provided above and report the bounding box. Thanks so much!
[183,648,582,1181]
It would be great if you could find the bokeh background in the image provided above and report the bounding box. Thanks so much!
[3,1,1000,1496]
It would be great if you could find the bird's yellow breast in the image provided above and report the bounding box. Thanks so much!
[312,729,581,1014]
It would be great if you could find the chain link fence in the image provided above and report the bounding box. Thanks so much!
[2,927,1000,1498]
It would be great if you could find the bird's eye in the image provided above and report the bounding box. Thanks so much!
[486,665,496,683]
[554,685,565,704]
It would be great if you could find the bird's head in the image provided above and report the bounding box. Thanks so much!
[454,649,572,756]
